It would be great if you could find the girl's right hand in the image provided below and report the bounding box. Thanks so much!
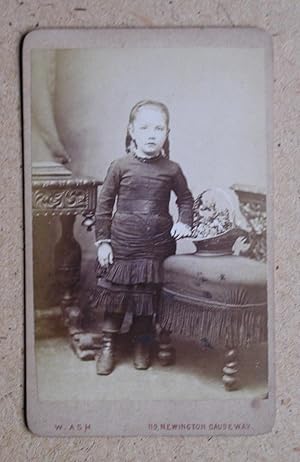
[97,242,114,267]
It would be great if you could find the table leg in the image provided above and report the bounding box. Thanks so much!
[55,214,82,336]
[157,329,176,366]
[222,348,240,391]
[54,214,102,360]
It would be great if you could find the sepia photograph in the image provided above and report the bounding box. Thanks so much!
[23,27,274,436]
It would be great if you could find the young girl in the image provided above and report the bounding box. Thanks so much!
[94,99,193,375]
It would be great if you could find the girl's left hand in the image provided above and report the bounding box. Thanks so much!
[171,222,192,240]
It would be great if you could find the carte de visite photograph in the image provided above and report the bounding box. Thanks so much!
[23,27,275,436]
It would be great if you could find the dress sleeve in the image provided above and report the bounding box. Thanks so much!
[95,160,121,241]
[172,164,194,226]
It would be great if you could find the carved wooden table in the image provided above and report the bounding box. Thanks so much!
[32,176,102,359]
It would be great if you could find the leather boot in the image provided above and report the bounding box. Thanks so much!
[96,332,116,375]
[131,315,154,370]
[133,334,152,370]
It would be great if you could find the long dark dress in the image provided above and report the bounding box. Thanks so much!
[94,153,193,316]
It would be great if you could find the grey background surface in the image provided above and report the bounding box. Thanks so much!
[0,0,299,460]
[51,47,267,189]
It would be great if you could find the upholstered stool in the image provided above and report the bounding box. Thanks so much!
[157,253,267,390]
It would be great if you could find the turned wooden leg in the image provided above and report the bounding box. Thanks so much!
[157,329,176,366]
[54,214,82,336]
[222,348,240,391]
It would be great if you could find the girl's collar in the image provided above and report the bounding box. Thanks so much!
[131,150,162,163]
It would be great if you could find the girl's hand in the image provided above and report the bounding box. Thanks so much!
[171,222,192,240]
[97,242,114,267]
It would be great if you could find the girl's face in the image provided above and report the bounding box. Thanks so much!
[129,105,169,157]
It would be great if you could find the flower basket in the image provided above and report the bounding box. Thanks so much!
[191,188,248,256]
[193,227,248,255]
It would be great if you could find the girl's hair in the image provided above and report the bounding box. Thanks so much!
[125,99,170,158]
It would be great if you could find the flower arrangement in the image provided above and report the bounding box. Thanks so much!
[192,194,232,240]
[191,189,249,255]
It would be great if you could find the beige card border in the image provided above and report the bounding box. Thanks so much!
[23,27,275,437]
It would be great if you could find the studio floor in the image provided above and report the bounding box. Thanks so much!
[35,335,268,401]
